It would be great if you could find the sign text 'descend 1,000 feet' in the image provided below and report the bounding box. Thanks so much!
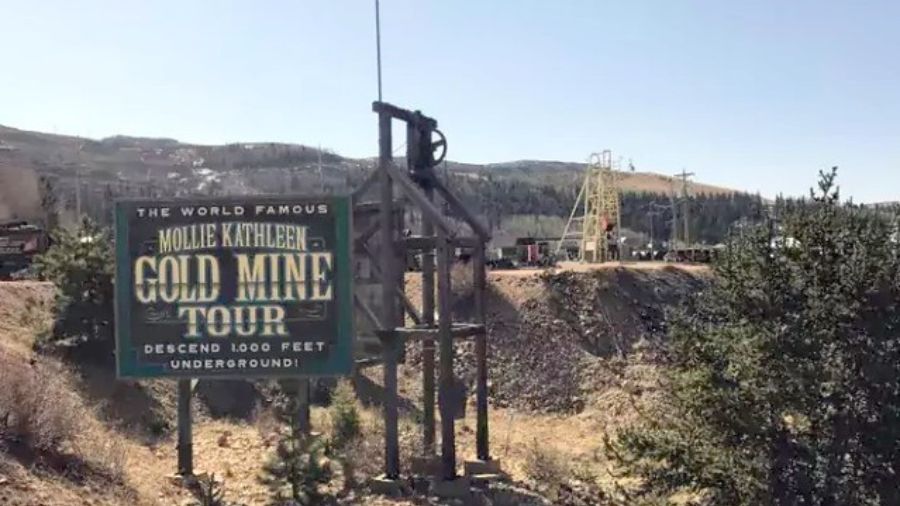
[114,196,353,379]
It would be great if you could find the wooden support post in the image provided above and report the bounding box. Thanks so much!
[437,225,456,479]
[176,379,193,476]
[473,243,490,461]
[382,331,400,472]
[395,207,408,348]
[378,112,401,479]
[352,168,379,200]
[421,186,436,456]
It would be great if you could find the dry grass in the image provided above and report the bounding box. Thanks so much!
[0,347,84,451]
[0,268,685,504]
[0,346,129,482]
[0,281,54,352]
[522,439,570,500]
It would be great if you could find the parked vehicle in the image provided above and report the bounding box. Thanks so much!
[0,221,50,279]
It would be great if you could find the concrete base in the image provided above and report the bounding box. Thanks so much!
[464,458,502,476]
[410,455,442,476]
[430,476,472,500]
[368,475,404,497]
[167,472,207,488]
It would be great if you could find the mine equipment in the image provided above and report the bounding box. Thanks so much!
[514,237,556,267]
[353,101,494,483]
[558,150,622,263]
[0,221,50,279]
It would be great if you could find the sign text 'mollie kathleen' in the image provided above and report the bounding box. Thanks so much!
[114,196,353,379]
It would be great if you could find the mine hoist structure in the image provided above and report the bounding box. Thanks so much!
[558,150,622,263]
[353,102,496,486]
[581,150,621,262]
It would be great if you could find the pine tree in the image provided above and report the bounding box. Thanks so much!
[34,218,114,351]
[607,168,900,504]
[38,176,59,231]
[328,380,360,451]
[258,388,334,505]
[188,473,232,506]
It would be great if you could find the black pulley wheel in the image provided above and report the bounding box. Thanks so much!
[431,128,447,166]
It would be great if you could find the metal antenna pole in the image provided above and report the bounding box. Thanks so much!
[375,0,383,101]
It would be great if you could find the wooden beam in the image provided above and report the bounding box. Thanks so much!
[372,101,438,129]
[473,243,490,461]
[355,199,406,215]
[421,185,437,456]
[360,242,423,325]
[392,323,485,340]
[378,111,400,480]
[354,220,380,252]
[176,380,193,476]
[437,227,457,479]
[383,162,456,237]
[354,293,381,330]
[398,235,480,251]
[433,178,491,241]
[399,235,435,251]
[355,356,383,368]
[352,168,379,200]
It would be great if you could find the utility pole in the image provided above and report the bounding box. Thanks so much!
[669,185,679,248]
[674,169,694,247]
[646,202,667,250]
[75,166,82,219]
[317,144,325,192]
[75,141,85,220]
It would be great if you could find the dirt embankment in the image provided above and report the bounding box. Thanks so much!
[405,263,710,413]
[0,265,709,505]
[0,281,55,353]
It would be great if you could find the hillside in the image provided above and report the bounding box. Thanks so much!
[0,124,741,220]
[463,159,739,196]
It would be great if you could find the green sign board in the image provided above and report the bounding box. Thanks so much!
[114,196,353,379]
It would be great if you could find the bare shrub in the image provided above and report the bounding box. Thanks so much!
[0,347,127,481]
[18,295,53,339]
[522,439,571,500]
[254,403,281,445]
[341,411,384,481]
[0,348,84,450]
[339,436,381,490]
[74,427,128,481]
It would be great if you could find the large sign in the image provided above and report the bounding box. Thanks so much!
[114,196,353,379]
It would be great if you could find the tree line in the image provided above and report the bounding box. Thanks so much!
[39,168,763,246]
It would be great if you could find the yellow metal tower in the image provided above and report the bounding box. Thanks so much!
[558,150,621,263]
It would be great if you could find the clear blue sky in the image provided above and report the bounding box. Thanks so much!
[1,0,898,202]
